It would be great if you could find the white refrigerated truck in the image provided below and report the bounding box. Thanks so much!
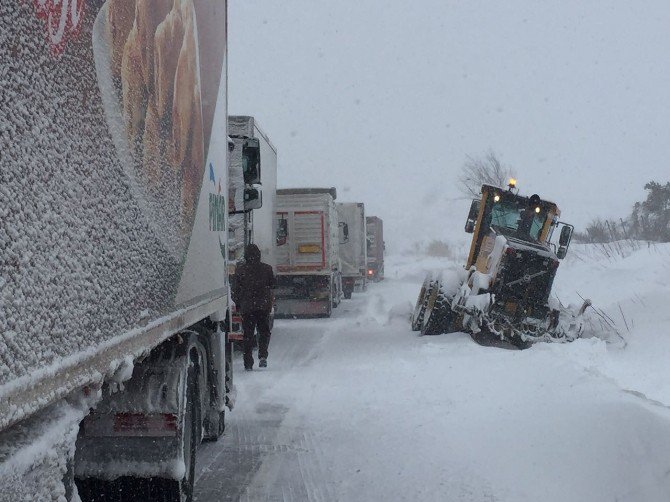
[275,188,343,317]
[227,116,278,341]
[0,2,233,500]
[337,202,368,298]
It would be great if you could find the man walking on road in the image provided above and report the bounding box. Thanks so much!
[232,244,276,370]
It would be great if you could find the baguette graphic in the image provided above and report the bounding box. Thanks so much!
[106,0,135,78]
[113,0,204,234]
[154,1,186,127]
[134,0,172,93]
[171,1,204,228]
[121,17,145,146]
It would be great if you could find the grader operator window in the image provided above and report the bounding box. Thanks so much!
[489,196,547,241]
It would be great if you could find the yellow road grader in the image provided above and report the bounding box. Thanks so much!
[411,180,590,348]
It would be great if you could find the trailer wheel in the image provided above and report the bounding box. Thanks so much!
[411,275,433,331]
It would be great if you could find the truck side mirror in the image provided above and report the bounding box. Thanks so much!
[242,138,261,184]
[559,225,572,246]
[556,224,573,259]
[243,187,262,211]
[276,219,288,246]
[465,199,480,233]
[339,222,349,244]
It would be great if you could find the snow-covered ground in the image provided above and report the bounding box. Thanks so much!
[3,242,670,501]
[196,243,670,501]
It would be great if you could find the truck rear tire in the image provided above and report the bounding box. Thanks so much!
[77,365,200,502]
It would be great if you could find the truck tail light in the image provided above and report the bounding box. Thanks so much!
[81,411,180,438]
[367,269,374,276]
[112,413,178,436]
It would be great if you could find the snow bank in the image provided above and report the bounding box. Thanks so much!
[553,242,670,405]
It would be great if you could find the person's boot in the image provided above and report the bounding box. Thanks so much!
[259,358,267,368]
[244,353,254,371]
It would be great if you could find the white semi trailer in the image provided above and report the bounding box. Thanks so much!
[227,116,278,341]
[337,202,368,298]
[0,2,233,500]
[275,188,343,318]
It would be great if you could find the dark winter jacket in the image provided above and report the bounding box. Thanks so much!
[232,244,276,314]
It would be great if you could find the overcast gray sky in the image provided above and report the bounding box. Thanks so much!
[229,0,670,251]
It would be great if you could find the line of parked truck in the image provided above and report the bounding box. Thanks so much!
[0,4,383,499]
[226,119,385,343]
[227,119,385,328]
[275,189,384,318]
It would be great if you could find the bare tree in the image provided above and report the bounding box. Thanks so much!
[458,150,514,197]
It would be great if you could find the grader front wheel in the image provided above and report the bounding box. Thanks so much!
[420,282,455,336]
[411,275,433,331]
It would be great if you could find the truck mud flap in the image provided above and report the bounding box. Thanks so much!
[75,435,182,480]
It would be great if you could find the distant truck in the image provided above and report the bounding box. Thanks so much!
[366,216,385,281]
[1,2,233,500]
[337,202,368,298]
[275,188,343,317]
[227,116,278,342]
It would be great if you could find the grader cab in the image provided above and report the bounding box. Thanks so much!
[412,180,588,347]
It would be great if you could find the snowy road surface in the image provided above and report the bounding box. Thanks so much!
[194,251,670,502]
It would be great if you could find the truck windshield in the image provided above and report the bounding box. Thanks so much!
[489,199,546,241]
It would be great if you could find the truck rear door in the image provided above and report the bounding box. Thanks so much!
[277,211,327,271]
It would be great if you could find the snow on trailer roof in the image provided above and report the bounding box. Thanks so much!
[228,115,278,154]
[277,187,337,200]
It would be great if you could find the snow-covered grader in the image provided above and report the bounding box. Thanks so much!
[411,180,590,348]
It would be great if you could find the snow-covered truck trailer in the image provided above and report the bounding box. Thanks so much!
[1,2,231,500]
[337,203,368,298]
[275,188,343,318]
[227,116,278,341]
[366,216,385,281]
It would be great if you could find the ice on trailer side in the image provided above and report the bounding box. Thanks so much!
[0,397,94,502]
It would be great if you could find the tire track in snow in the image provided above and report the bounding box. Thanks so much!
[194,323,335,501]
